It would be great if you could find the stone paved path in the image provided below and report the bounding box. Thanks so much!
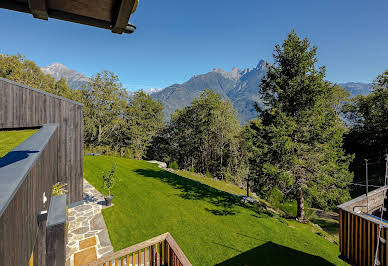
[66,179,114,266]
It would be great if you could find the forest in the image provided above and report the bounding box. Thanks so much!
[1,31,387,222]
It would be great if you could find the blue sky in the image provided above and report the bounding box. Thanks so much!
[0,0,387,91]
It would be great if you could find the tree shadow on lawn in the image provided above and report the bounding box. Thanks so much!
[134,169,269,217]
[215,241,335,266]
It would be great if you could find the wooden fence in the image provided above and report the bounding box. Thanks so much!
[0,78,83,203]
[83,233,192,266]
[338,187,388,265]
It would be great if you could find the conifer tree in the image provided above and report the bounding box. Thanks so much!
[247,31,353,221]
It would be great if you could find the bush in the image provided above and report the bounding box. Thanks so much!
[168,161,179,170]
[52,183,66,196]
[205,171,212,179]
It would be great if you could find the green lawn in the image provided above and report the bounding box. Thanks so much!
[84,155,346,266]
[0,129,38,158]
[175,169,263,200]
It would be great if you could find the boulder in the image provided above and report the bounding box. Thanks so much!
[147,160,167,168]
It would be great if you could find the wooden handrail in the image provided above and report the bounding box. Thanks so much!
[83,232,192,266]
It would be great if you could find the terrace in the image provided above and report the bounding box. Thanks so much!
[0,78,191,266]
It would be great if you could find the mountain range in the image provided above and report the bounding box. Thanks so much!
[41,63,90,90]
[41,61,371,122]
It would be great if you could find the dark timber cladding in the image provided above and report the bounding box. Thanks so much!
[0,78,83,204]
[0,124,58,265]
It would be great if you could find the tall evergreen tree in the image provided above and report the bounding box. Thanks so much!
[247,31,353,221]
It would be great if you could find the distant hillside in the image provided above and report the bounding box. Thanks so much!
[42,61,372,122]
[41,63,89,90]
[151,60,269,122]
[151,61,372,122]
[338,82,371,97]
[41,63,163,95]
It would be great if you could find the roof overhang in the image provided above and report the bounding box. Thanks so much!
[0,0,138,34]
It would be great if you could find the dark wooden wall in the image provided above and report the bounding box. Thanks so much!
[339,209,388,266]
[0,78,83,203]
[0,125,58,266]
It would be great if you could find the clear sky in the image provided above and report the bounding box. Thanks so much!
[0,0,387,91]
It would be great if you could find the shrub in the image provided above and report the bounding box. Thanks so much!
[52,183,66,196]
[205,171,212,179]
[168,161,179,170]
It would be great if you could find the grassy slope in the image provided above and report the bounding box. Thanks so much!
[0,129,37,158]
[175,169,261,199]
[176,169,340,241]
[84,155,346,266]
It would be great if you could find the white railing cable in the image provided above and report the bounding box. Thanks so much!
[373,154,388,266]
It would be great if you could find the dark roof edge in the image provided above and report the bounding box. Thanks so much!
[0,124,58,216]
[0,77,83,106]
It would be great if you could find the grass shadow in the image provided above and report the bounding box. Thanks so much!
[310,218,339,236]
[134,168,266,217]
[215,241,335,266]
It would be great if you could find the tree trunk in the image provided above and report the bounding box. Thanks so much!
[98,124,102,144]
[296,187,305,222]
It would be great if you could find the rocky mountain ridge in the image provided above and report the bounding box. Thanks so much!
[42,61,371,122]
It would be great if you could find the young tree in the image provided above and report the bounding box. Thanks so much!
[248,31,353,221]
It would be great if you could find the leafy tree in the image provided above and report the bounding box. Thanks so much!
[81,71,128,147]
[343,70,388,192]
[151,89,248,182]
[247,31,353,221]
[125,91,165,159]
[0,54,78,100]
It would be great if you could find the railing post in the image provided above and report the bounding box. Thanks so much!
[151,245,155,266]
[164,240,168,266]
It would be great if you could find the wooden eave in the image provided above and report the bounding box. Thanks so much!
[0,0,137,34]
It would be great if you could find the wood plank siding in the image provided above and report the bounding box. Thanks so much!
[339,187,388,266]
[0,78,83,203]
[0,125,58,265]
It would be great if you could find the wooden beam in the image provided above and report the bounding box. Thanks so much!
[111,0,136,34]
[28,0,48,20]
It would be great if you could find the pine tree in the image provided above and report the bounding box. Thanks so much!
[248,30,353,221]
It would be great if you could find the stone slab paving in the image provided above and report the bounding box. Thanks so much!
[66,179,114,266]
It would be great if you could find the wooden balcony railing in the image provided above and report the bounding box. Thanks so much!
[83,232,192,266]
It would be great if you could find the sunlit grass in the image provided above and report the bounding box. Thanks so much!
[84,155,345,266]
[0,129,38,158]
